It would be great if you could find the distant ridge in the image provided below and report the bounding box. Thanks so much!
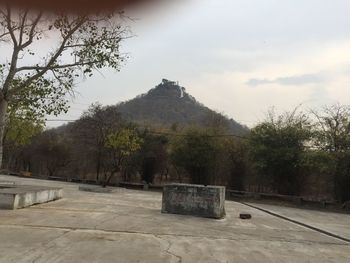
[116,79,249,135]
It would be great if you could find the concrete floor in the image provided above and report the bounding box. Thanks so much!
[0,175,349,263]
[244,202,350,241]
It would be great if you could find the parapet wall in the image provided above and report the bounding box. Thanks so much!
[0,185,63,209]
[161,184,225,219]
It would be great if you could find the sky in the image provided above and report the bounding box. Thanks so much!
[48,0,350,128]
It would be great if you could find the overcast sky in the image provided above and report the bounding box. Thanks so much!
[49,0,350,128]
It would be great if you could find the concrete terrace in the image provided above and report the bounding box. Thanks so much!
[0,174,349,263]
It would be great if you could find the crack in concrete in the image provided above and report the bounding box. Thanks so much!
[1,223,348,247]
[29,230,71,263]
[156,235,182,263]
[93,214,118,230]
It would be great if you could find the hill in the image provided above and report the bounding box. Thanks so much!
[116,79,249,135]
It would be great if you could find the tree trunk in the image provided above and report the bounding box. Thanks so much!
[103,166,120,187]
[0,99,8,169]
[96,152,101,182]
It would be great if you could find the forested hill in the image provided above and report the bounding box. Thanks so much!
[116,79,249,135]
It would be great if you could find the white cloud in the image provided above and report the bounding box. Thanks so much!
[185,39,350,127]
[247,73,326,86]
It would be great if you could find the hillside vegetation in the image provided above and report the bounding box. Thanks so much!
[117,79,248,134]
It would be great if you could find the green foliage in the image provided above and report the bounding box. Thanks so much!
[249,108,311,195]
[105,128,143,157]
[310,104,350,201]
[333,152,350,202]
[301,150,336,175]
[102,126,142,186]
[30,129,71,177]
[69,103,124,181]
[116,79,248,135]
[224,138,250,190]
[11,76,72,118]
[137,132,169,184]
[170,127,220,185]
[2,104,45,170]
[5,105,44,146]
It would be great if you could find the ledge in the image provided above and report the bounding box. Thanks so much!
[0,184,63,209]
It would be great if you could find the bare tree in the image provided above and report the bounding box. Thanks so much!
[310,104,350,201]
[311,104,350,152]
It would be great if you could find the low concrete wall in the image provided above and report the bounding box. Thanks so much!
[79,185,113,193]
[0,185,63,209]
[0,181,15,186]
[161,184,225,219]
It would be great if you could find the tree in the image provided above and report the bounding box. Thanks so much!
[249,108,311,195]
[311,104,350,152]
[224,138,250,191]
[3,106,44,170]
[138,132,169,184]
[4,103,44,144]
[170,127,220,185]
[0,5,130,167]
[103,126,143,186]
[30,129,71,177]
[311,104,350,201]
[69,103,123,181]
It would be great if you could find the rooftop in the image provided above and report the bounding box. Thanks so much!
[0,174,349,262]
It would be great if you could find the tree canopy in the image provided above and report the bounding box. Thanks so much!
[0,6,130,167]
[249,108,311,195]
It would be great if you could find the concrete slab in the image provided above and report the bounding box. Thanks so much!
[0,184,63,209]
[0,175,349,263]
[246,202,350,241]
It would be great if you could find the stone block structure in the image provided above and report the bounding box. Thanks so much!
[161,183,225,219]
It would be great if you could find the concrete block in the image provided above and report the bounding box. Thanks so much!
[0,185,63,209]
[161,183,225,219]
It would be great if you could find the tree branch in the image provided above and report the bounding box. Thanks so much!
[50,68,68,88]
[0,31,12,40]
[16,60,103,72]
[5,5,18,47]
[20,12,42,50]
[18,9,28,46]
[11,16,88,96]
